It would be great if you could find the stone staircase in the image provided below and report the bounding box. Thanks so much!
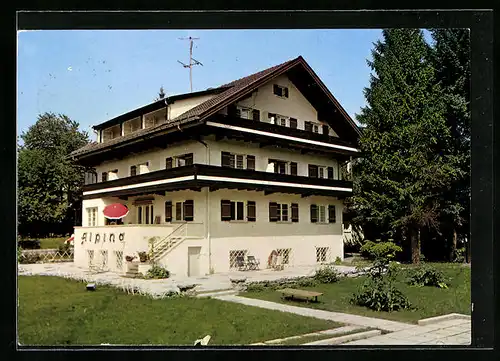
[150,224,188,264]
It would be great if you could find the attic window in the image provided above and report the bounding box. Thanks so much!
[273,84,289,98]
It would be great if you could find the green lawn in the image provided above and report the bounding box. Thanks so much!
[243,263,470,324]
[39,237,67,249]
[275,328,370,345]
[18,276,341,346]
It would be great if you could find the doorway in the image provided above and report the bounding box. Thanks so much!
[188,247,202,277]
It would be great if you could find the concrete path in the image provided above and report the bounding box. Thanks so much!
[344,317,471,345]
[213,295,413,332]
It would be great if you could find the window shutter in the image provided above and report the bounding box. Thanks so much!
[247,201,256,222]
[227,104,238,117]
[310,204,318,223]
[304,121,313,132]
[166,157,173,169]
[165,201,172,222]
[322,124,329,136]
[328,167,334,180]
[289,118,297,129]
[246,155,256,170]
[230,201,236,220]
[221,200,231,221]
[102,172,108,182]
[252,109,260,121]
[221,152,232,167]
[290,162,298,176]
[130,166,137,177]
[284,87,289,98]
[269,202,278,222]
[185,153,194,166]
[184,200,194,221]
[308,164,318,178]
[328,205,336,223]
[291,203,299,222]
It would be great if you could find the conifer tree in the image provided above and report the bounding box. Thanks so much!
[354,29,460,263]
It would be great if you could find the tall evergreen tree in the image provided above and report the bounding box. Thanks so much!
[354,29,460,264]
[429,29,471,261]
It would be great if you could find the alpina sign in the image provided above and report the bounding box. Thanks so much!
[81,232,125,244]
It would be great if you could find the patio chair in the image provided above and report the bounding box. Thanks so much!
[246,255,260,270]
[235,256,247,271]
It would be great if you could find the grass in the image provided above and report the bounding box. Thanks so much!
[243,263,470,324]
[18,276,341,346]
[39,237,67,249]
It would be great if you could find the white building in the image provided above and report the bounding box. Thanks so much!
[70,56,361,277]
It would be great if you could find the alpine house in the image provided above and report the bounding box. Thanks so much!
[69,55,361,277]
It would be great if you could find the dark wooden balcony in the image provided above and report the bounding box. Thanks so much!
[82,164,353,200]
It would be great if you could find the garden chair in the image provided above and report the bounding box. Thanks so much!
[235,256,247,271]
[246,255,260,270]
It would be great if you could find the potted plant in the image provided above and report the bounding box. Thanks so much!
[137,251,152,275]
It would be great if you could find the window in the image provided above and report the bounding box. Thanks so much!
[268,113,292,128]
[87,250,94,267]
[123,117,141,135]
[137,204,154,224]
[322,124,330,136]
[289,117,298,129]
[130,165,137,177]
[268,159,294,175]
[304,121,320,133]
[310,204,336,224]
[86,207,98,226]
[166,200,194,222]
[221,200,256,222]
[114,250,123,270]
[273,84,289,98]
[101,124,121,142]
[309,165,334,179]
[276,248,291,264]
[100,250,108,268]
[101,172,108,182]
[316,247,330,263]
[269,202,295,222]
[166,153,193,169]
[221,152,254,170]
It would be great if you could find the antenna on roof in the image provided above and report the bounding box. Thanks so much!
[178,36,203,93]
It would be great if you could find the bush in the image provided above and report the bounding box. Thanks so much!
[350,278,412,312]
[244,276,319,292]
[18,239,41,250]
[314,265,339,284]
[406,264,448,289]
[334,256,342,265]
[57,243,71,255]
[453,248,466,263]
[360,241,402,261]
[145,265,170,279]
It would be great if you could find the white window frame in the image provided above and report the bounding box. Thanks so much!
[237,106,254,120]
[273,84,288,98]
[318,166,328,179]
[86,207,98,227]
[317,205,327,224]
[227,153,249,169]
[312,124,319,133]
[137,204,154,225]
[268,159,292,175]
[276,203,292,222]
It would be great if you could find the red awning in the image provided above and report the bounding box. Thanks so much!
[103,203,129,219]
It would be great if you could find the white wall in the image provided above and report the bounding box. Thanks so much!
[169,94,216,120]
[205,138,340,178]
[236,74,338,137]
[207,189,344,273]
[94,141,206,180]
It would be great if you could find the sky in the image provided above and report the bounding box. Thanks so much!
[17,29,432,141]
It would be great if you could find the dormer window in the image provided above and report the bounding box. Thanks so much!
[101,124,121,142]
[123,117,141,136]
[273,84,289,98]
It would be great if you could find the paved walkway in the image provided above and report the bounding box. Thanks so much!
[214,295,471,345]
[214,295,413,332]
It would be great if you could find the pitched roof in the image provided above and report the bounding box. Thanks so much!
[70,56,359,159]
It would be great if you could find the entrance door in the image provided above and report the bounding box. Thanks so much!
[188,247,202,277]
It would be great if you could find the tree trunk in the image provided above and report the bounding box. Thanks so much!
[411,227,421,264]
[449,228,457,262]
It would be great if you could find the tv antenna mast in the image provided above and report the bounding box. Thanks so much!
[178,36,203,93]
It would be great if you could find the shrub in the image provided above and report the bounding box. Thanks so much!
[18,239,41,250]
[57,243,71,255]
[145,265,170,279]
[350,278,412,312]
[314,265,339,284]
[295,277,318,287]
[453,248,466,263]
[406,264,448,289]
[360,241,402,261]
[334,256,342,265]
